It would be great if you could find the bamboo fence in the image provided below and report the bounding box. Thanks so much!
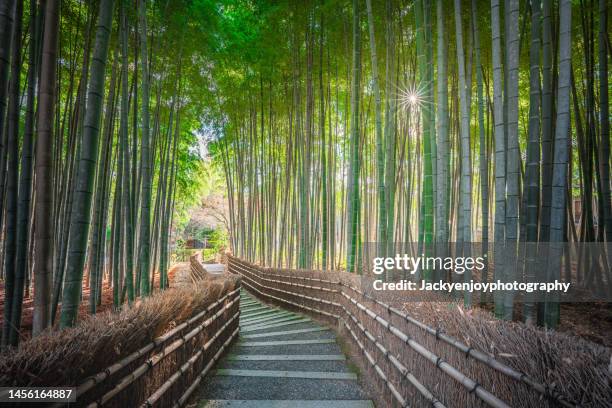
[190,252,208,282]
[56,265,240,407]
[227,255,601,408]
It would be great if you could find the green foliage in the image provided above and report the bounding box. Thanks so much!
[207,227,228,251]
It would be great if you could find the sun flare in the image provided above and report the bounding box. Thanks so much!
[398,84,424,110]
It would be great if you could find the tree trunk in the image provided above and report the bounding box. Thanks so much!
[454,0,472,246]
[0,0,15,211]
[545,0,571,328]
[320,13,329,270]
[540,0,554,242]
[137,0,152,296]
[435,0,448,249]
[598,0,611,244]
[11,0,38,345]
[2,0,21,346]
[60,0,116,328]
[472,0,488,292]
[120,0,134,303]
[523,0,542,325]
[383,0,395,250]
[417,0,434,273]
[88,54,117,314]
[347,0,361,273]
[33,0,60,335]
[365,0,386,254]
[491,0,506,318]
[503,0,520,317]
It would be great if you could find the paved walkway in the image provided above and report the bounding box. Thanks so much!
[196,290,373,408]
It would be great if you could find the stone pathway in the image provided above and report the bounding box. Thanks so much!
[195,290,373,408]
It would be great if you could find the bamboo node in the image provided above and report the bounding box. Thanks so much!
[434,327,442,339]
[470,382,480,394]
[435,356,443,369]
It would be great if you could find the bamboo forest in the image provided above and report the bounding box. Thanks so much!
[0,0,610,406]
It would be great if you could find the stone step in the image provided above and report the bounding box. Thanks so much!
[226,354,346,361]
[240,305,268,313]
[193,290,371,407]
[197,376,369,401]
[240,314,303,329]
[238,339,336,347]
[219,359,351,373]
[200,400,374,408]
[240,311,296,325]
[240,327,328,339]
[232,337,342,356]
[240,308,282,320]
[216,369,357,380]
[241,318,312,333]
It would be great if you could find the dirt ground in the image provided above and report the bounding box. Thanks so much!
[557,302,612,347]
[477,301,612,348]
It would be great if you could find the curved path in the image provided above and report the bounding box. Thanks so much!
[196,290,373,407]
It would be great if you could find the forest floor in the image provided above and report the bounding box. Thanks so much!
[477,301,612,348]
[0,262,188,343]
[555,303,612,347]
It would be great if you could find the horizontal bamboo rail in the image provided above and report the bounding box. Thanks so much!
[228,255,577,408]
[341,292,508,408]
[343,318,407,407]
[241,276,340,320]
[235,262,340,319]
